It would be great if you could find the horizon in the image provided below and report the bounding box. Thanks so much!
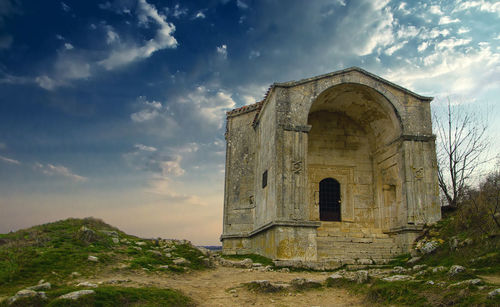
[1,0,499,245]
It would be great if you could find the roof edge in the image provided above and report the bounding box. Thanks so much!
[273,67,433,102]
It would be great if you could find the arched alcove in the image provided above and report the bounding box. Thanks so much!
[307,83,402,227]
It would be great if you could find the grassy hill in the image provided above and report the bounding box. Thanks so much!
[0,217,210,306]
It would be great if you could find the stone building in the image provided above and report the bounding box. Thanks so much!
[221,67,441,266]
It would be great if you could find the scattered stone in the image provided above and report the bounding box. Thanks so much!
[77,282,98,288]
[412,264,427,271]
[488,288,500,299]
[112,237,119,244]
[279,268,290,273]
[70,272,81,278]
[436,281,447,287]
[407,257,421,264]
[392,266,407,274]
[229,289,237,294]
[448,279,482,288]
[460,238,473,247]
[76,226,98,243]
[290,278,322,289]
[356,258,373,265]
[87,255,99,262]
[102,230,118,237]
[219,258,253,268]
[426,280,435,285]
[449,237,459,251]
[101,279,131,285]
[136,241,147,246]
[353,270,369,284]
[196,246,211,256]
[133,246,142,251]
[414,270,427,277]
[26,282,51,291]
[432,266,447,273]
[58,290,95,300]
[247,280,290,292]
[448,265,465,275]
[173,257,191,265]
[328,273,343,280]
[419,241,440,254]
[164,252,172,258]
[382,275,414,282]
[252,263,263,268]
[159,265,169,269]
[7,289,45,304]
[147,250,162,257]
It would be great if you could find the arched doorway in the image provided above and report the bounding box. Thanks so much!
[319,178,341,221]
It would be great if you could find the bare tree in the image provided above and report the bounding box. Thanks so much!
[433,99,490,210]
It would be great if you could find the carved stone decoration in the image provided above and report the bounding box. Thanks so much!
[292,160,303,174]
[413,167,424,180]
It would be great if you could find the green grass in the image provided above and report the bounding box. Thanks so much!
[1,286,194,307]
[0,217,210,296]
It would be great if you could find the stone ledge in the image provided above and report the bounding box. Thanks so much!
[220,220,321,240]
[384,224,424,234]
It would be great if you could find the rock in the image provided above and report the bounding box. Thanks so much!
[58,290,95,300]
[448,265,465,275]
[488,288,500,299]
[75,226,98,243]
[328,273,343,280]
[77,282,98,288]
[133,246,142,251]
[164,252,172,258]
[147,250,162,257]
[414,270,427,277]
[112,237,119,244]
[219,258,253,268]
[196,246,211,256]
[202,258,212,268]
[290,278,322,289]
[407,257,421,264]
[173,257,191,265]
[354,270,369,284]
[382,275,414,282]
[88,255,99,262]
[392,266,408,274]
[252,263,263,268]
[419,241,440,254]
[7,289,44,304]
[460,238,473,246]
[26,282,51,291]
[102,230,118,237]
[247,280,290,292]
[136,241,147,246]
[432,266,447,273]
[412,264,427,271]
[448,279,482,288]
[159,265,169,269]
[70,272,81,278]
[279,268,290,273]
[449,237,459,250]
[426,280,435,285]
[357,258,373,265]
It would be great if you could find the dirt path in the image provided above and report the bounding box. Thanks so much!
[478,274,500,286]
[89,267,365,307]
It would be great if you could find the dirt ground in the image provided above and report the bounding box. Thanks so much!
[90,266,365,307]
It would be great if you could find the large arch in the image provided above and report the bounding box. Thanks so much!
[306,83,403,228]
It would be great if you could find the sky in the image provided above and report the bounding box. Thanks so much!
[0,0,499,245]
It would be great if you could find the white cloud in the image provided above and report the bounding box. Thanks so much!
[105,26,119,44]
[0,155,20,165]
[216,44,228,59]
[35,75,59,91]
[180,86,235,128]
[34,162,88,182]
[99,0,178,70]
[385,40,408,55]
[130,98,162,122]
[194,11,205,19]
[237,0,249,9]
[159,157,184,177]
[436,38,471,50]
[61,2,71,12]
[397,25,419,39]
[134,144,157,152]
[429,5,444,15]
[417,41,429,52]
[419,28,450,39]
[458,27,470,34]
[64,43,74,50]
[353,4,394,55]
[455,0,500,15]
[249,50,260,59]
[439,16,460,25]
[171,4,188,18]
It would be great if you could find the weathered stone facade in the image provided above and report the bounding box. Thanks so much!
[221,67,441,266]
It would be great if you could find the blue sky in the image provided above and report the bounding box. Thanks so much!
[0,0,499,245]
